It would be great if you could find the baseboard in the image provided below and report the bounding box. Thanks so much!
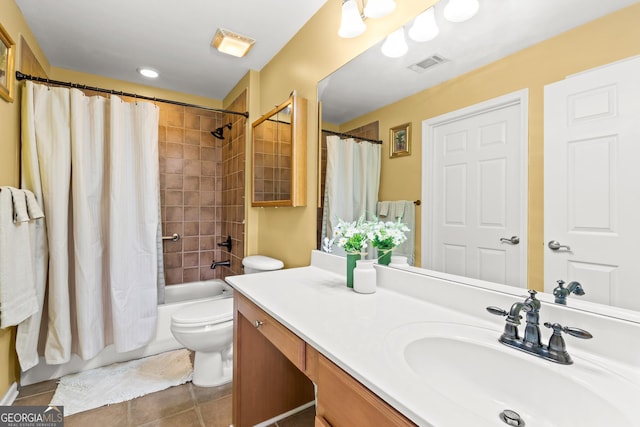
[0,382,19,406]
[253,401,315,427]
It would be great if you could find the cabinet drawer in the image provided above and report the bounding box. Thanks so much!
[237,293,306,371]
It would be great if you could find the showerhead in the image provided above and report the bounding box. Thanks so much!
[211,123,232,140]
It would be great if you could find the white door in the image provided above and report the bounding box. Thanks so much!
[544,56,640,310]
[423,90,528,287]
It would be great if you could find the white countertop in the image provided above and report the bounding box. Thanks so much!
[226,254,503,426]
[226,251,640,427]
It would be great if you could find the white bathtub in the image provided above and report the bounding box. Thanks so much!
[21,279,231,386]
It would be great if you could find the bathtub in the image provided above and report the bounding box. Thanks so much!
[21,279,232,386]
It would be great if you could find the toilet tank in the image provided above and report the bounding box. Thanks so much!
[242,255,284,274]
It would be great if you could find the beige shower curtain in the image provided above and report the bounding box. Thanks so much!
[321,135,381,256]
[17,81,160,370]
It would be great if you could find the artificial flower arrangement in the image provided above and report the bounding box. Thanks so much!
[326,215,410,262]
[367,218,410,259]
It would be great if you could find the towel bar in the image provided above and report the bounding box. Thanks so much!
[162,233,180,242]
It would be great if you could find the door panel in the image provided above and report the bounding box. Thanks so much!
[544,56,640,310]
[425,91,527,288]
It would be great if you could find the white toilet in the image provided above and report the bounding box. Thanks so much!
[170,255,284,387]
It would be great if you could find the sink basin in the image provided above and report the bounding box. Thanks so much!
[385,322,639,426]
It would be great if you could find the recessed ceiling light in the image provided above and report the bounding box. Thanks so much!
[212,28,255,58]
[137,68,159,79]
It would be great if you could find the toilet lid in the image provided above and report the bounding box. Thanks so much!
[171,298,233,327]
[242,255,284,271]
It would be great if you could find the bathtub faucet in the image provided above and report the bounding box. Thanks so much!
[211,260,231,270]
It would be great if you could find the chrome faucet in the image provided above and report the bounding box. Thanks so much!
[211,260,231,270]
[553,279,585,305]
[487,290,593,364]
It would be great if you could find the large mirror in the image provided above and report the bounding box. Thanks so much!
[317,0,640,313]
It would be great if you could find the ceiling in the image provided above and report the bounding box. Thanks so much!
[15,0,328,100]
[15,0,637,119]
[319,0,638,124]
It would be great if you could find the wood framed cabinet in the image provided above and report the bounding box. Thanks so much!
[233,293,416,427]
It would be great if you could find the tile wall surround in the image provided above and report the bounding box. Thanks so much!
[160,90,247,285]
[220,90,247,279]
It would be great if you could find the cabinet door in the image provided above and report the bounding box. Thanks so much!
[233,296,314,427]
[316,355,416,427]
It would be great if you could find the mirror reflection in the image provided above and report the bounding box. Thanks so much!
[317,1,640,312]
[253,102,292,203]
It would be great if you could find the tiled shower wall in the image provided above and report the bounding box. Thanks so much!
[159,104,225,285]
[220,90,247,279]
[158,91,246,285]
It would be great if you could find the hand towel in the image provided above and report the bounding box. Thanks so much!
[392,201,415,265]
[377,200,416,265]
[24,190,45,220]
[0,187,39,327]
[8,187,30,223]
[377,201,389,216]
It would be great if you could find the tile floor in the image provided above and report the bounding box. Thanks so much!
[13,379,315,427]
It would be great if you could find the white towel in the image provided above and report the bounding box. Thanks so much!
[377,200,416,265]
[0,187,40,327]
[25,191,45,220]
[8,187,30,223]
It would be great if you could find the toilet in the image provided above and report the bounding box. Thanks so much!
[170,255,284,387]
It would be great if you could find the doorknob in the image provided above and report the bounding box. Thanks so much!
[548,240,571,251]
[500,236,520,245]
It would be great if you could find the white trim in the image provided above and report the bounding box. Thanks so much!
[252,400,315,427]
[421,89,529,287]
[0,382,19,406]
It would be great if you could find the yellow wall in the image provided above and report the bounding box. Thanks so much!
[253,0,436,267]
[0,0,52,398]
[338,4,640,290]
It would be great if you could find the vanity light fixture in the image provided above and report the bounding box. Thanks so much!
[338,0,367,38]
[408,7,439,42]
[212,28,255,58]
[381,27,408,58]
[443,0,479,23]
[363,0,396,19]
[338,0,396,38]
[137,67,159,79]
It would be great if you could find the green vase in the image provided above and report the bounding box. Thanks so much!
[377,249,392,266]
[346,253,361,288]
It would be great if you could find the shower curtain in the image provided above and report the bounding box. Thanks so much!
[321,135,381,254]
[16,81,160,370]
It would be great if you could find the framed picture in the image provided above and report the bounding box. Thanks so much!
[389,122,411,158]
[0,22,16,103]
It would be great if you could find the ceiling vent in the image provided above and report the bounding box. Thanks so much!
[408,54,448,73]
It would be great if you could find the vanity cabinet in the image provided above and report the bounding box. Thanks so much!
[233,293,416,427]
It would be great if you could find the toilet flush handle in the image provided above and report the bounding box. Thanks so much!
[254,320,264,328]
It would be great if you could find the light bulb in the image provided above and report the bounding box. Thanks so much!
[338,0,367,38]
[137,68,159,79]
[443,0,479,23]
[364,0,396,19]
[381,27,408,58]
[408,7,439,42]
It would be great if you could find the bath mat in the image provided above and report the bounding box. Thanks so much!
[49,349,193,416]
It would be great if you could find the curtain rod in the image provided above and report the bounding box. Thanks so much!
[321,129,382,144]
[15,71,249,118]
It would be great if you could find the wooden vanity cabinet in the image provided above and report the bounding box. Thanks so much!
[233,293,416,427]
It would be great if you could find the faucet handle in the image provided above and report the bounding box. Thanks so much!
[486,306,508,317]
[544,322,593,339]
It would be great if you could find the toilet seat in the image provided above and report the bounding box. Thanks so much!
[171,298,233,328]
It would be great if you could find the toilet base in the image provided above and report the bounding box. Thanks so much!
[192,348,232,388]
